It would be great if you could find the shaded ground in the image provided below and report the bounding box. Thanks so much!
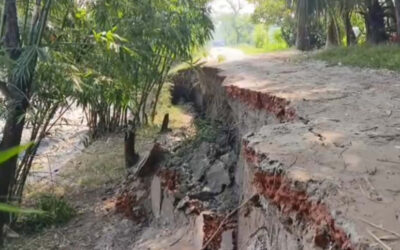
[4,96,196,249]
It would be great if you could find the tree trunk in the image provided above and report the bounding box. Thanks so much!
[343,11,357,46]
[0,0,22,244]
[0,104,27,244]
[160,113,170,133]
[326,16,340,48]
[124,124,139,168]
[150,81,164,123]
[366,0,387,44]
[395,0,400,38]
[296,0,310,51]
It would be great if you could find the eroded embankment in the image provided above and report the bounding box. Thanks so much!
[171,67,356,249]
[116,66,367,250]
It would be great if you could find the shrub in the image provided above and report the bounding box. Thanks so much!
[253,24,269,48]
[20,194,75,232]
[194,119,218,143]
[252,24,288,52]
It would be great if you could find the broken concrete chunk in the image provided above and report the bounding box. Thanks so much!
[190,156,210,181]
[193,211,212,250]
[206,160,230,193]
[199,142,211,156]
[151,176,162,218]
[160,190,176,225]
[135,143,166,177]
[220,229,234,250]
[219,151,237,168]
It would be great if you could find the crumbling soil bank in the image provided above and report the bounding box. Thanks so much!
[169,66,362,249]
[225,85,297,122]
[122,53,400,249]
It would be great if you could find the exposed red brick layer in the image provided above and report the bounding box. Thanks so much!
[225,85,297,122]
[202,213,236,250]
[158,169,180,192]
[244,143,354,250]
[115,191,146,222]
[243,141,264,165]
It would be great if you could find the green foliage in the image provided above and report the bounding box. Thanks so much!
[194,119,218,143]
[0,204,43,215]
[213,14,254,46]
[0,144,44,215]
[253,24,269,48]
[351,13,367,44]
[0,144,33,164]
[252,24,288,51]
[249,0,290,25]
[1,0,214,204]
[20,194,75,232]
[237,45,271,55]
[70,0,214,133]
[314,45,400,71]
[281,16,298,47]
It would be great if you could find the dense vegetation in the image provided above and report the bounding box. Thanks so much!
[212,1,290,52]
[249,0,400,50]
[214,0,400,54]
[0,0,213,243]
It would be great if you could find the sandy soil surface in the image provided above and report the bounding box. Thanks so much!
[212,50,400,248]
[26,106,89,183]
[4,103,196,250]
[209,47,246,62]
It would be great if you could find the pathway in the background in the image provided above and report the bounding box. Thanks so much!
[208,47,246,62]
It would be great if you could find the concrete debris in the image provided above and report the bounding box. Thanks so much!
[135,143,166,177]
[220,229,234,250]
[113,51,400,250]
[205,160,230,193]
[151,176,162,218]
[219,152,237,169]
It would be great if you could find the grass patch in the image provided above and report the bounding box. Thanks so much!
[18,194,75,233]
[56,135,127,191]
[313,45,400,71]
[153,83,194,129]
[193,118,218,143]
[175,117,220,158]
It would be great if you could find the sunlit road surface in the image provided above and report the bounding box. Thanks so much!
[208,47,246,62]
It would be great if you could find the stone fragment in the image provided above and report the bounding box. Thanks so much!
[160,190,176,224]
[193,211,213,250]
[206,160,230,193]
[220,229,234,250]
[151,176,162,218]
[219,151,237,168]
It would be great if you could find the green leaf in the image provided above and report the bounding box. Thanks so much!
[0,143,33,164]
[0,203,44,214]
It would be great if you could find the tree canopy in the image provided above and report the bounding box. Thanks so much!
[0,0,213,243]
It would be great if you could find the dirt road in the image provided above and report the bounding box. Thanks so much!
[208,47,246,62]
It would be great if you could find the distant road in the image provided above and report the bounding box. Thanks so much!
[208,47,246,62]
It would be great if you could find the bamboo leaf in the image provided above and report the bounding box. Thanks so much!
[0,203,44,214]
[0,143,33,164]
